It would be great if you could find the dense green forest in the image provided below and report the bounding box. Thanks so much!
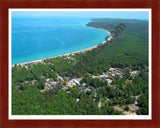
[12,18,149,115]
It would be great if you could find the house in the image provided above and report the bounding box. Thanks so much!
[76,98,80,102]
[77,86,86,91]
[68,78,81,87]
[74,80,80,86]
[46,78,50,82]
[84,88,91,93]
[98,100,105,108]
[72,76,77,79]
[103,74,109,79]
[58,76,64,83]
[106,79,112,85]
[105,97,110,101]
[32,80,37,84]
[46,84,52,89]
[89,86,95,90]
[68,80,75,87]
[62,86,68,90]
[45,80,58,90]
[109,68,115,72]
[130,70,140,76]
[94,92,97,97]
[50,81,57,85]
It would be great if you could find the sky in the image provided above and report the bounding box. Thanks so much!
[11,10,149,20]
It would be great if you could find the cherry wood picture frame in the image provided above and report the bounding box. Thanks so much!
[0,0,160,128]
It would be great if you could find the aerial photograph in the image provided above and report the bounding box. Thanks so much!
[10,9,150,117]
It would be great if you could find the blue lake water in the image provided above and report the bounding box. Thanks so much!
[12,17,109,64]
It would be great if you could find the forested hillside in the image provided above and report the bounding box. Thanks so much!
[12,18,149,115]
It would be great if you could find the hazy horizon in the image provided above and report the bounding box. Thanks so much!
[11,10,149,20]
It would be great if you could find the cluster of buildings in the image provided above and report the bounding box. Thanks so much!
[67,78,81,87]
[108,68,123,78]
[37,67,141,115]
[92,68,123,86]
[45,78,58,89]
[44,67,140,91]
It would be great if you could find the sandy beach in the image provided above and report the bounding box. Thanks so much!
[12,28,113,67]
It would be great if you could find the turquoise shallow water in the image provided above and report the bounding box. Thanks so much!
[12,17,109,64]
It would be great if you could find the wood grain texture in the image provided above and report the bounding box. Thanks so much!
[0,0,160,128]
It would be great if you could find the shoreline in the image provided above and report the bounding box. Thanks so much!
[12,27,113,67]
